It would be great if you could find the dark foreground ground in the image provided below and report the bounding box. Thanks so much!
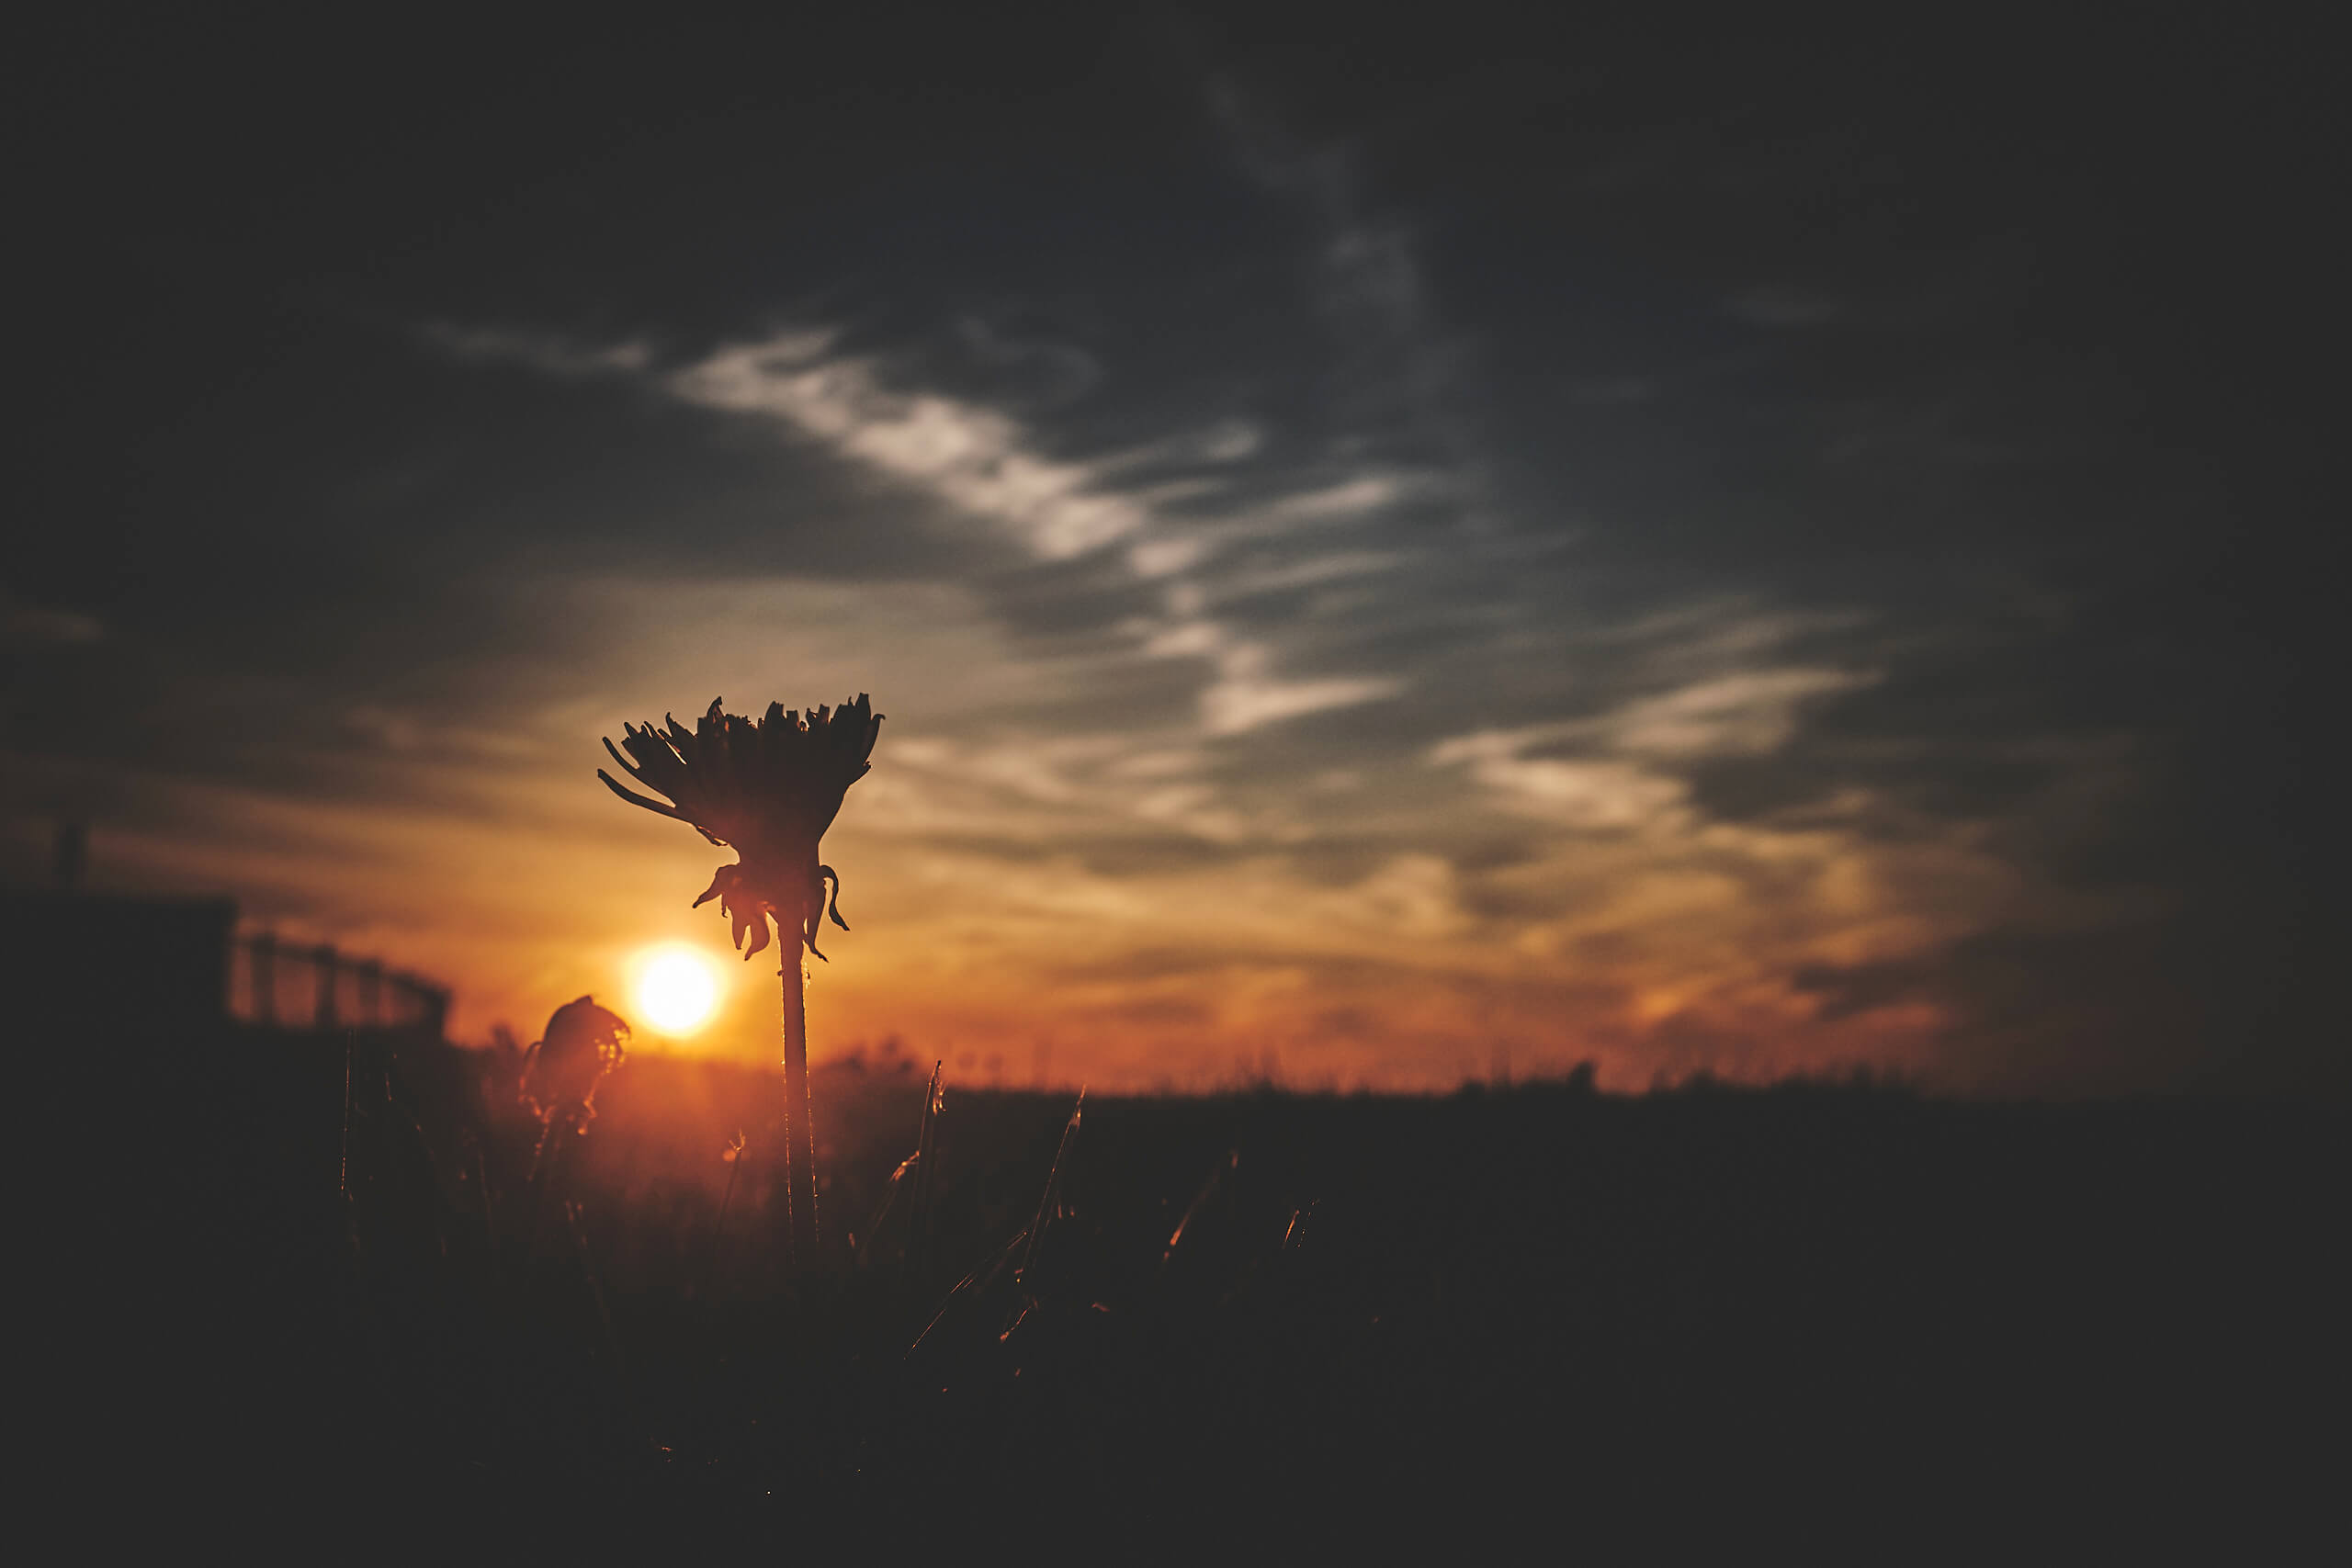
[36,1024,2348,1553]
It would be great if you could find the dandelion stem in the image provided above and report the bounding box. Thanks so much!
[780,946,820,1273]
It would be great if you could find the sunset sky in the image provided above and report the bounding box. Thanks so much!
[6,14,2336,1092]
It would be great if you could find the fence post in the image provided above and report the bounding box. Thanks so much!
[313,943,339,1030]
[416,982,449,1041]
[355,959,383,1027]
[251,931,277,1025]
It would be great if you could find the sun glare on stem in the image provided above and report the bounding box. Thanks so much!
[633,944,722,1036]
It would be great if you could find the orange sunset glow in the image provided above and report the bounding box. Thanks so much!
[30,644,2030,1091]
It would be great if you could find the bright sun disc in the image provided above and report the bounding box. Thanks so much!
[634,946,721,1035]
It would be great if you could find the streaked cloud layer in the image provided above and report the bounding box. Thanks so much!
[7,14,2334,1092]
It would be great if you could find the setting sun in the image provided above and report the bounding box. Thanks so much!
[632,944,722,1036]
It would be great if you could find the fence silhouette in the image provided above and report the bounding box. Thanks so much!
[230,931,448,1037]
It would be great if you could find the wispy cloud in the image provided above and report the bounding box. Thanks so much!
[419,321,653,376]
[3,591,106,646]
[428,318,1423,744]
[670,331,1151,562]
[1430,734,1688,831]
[1431,662,1877,824]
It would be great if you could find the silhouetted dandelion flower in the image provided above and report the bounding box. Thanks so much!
[598,695,882,962]
[596,693,881,1271]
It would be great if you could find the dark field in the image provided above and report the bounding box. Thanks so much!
[45,1026,2348,1552]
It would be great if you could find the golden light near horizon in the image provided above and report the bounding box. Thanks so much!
[632,943,724,1037]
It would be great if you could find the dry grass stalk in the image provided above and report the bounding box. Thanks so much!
[910,1061,943,1284]
[1162,1148,1239,1273]
[1016,1091,1085,1289]
[701,1129,746,1297]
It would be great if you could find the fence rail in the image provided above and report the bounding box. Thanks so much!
[229,931,448,1037]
